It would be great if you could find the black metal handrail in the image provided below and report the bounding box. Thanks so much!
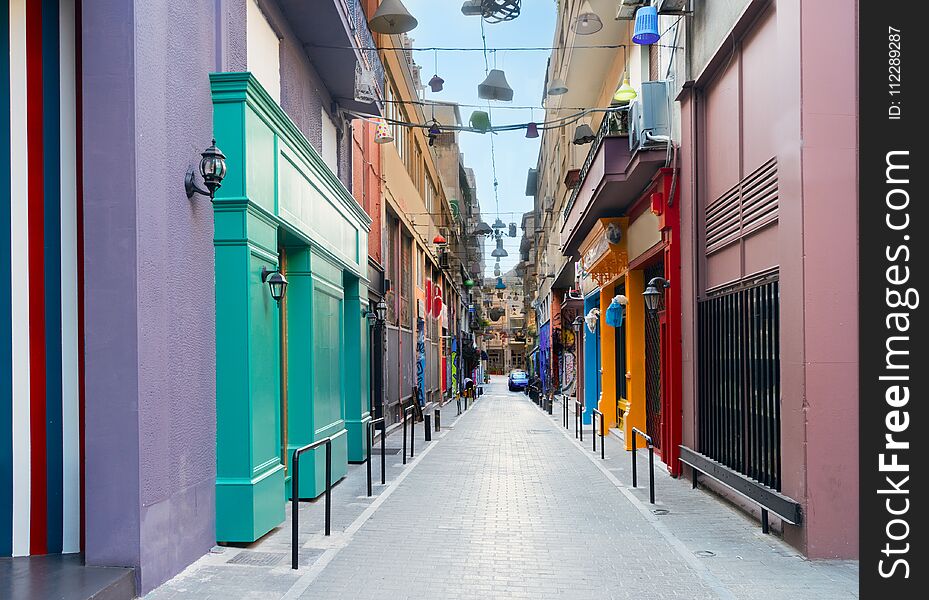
[631,427,656,504]
[291,428,347,569]
[591,409,605,460]
[402,405,414,464]
[366,417,386,497]
[575,400,584,442]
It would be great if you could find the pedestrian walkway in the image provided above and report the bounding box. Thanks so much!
[144,378,857,600]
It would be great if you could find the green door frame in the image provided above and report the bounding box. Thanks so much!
[211,73,372,542]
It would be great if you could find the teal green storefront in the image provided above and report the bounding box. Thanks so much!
[210,73,372,542]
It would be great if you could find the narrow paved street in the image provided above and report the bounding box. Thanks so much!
[145,378,857,600]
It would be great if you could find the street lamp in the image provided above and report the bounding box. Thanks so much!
[572,316,583,334]
[643,277,670,313]
[375,299,388,323]
[260,267,288,303]
[185,139,227,199]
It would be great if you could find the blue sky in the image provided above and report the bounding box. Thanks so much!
[403,0,556,276]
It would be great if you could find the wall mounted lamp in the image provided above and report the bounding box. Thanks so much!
[260,267,288,303]
[643,277,670,313]
[185,139,227,199]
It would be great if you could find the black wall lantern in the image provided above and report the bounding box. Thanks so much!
[260,267,288,303]
[572,315,584,333]
[643,277,670,313]
[186,139,227,199]
[365,299,389,325]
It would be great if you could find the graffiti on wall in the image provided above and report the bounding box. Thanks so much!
[562,351,576,395]
[416,317,426,406]
[451,338,458,394]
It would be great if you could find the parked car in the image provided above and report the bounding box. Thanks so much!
[508,370,529,391]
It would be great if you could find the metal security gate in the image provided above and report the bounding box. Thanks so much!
[697,278,781,490]
[643,263,664,448]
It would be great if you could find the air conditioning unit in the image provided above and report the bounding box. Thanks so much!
[656,0,691,15]
[616,0,647,20]
[629,80,671,152]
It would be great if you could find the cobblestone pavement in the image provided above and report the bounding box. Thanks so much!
[145,378,858,600]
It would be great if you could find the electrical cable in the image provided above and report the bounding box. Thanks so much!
[305,43,683,52]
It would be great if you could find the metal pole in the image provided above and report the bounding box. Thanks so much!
[648,445,655,504]
[409,409,415,457]
[325,441,332,535]
[380,420,386,485]
[579,405,583,443]
[592,412,597,453]
[402,409,407,465]
[366,424,372,497]
[761,509,769,534]
[600,413,605,460]
[631,432,637,488]
[424,414,432,442]
[435,408,441,431]
[291,450,300,569]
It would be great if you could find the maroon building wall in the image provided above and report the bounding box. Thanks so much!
[678,0,858,559]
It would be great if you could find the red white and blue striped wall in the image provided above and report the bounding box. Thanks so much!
[2,0,83,557]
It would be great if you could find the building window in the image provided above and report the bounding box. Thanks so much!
[697,278,781,490]
[387,213,400,324]
[400,233,412,328]
[246,0,281,102]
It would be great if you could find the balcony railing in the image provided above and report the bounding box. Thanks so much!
[562,109,628,221]
[346,0,385,96]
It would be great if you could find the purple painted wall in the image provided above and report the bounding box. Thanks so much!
[82,0,358,592]
[82,0,246,593]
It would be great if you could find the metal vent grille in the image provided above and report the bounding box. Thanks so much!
[705,157,778,254]
[227,552,285,567]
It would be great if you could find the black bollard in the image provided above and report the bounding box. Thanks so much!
[424,414,432,441]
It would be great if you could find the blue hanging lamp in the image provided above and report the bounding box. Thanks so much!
[632,6,660,45]
[495,277,507,290]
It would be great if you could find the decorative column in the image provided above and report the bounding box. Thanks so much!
[212,84,285,540]
[623,270,647,449]
[343,274,370,462]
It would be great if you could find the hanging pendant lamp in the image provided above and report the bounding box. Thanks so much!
[491,237,508,258]
[632,5,660,45]
[478,69,514,102]
[470,111,492,133]
[493,217,506,230]
[572,1,603,35]
[547,78,568,96]
[613,77,637,104]
[494,263,501,277]
[473,221,493,235]
[368,0,418,35]
[525,122,539,138]
[573,122,596,145]
[373,118,394,144]
[461,0,483,16]
[427,120,441,146]
[495,277,507,290]
[428,74,445,93]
